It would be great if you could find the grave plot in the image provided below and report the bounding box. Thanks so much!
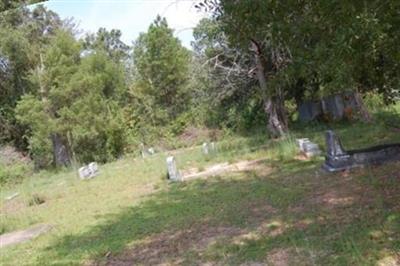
[322,130,400,172]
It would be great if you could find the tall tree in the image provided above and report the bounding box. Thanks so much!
[0,5,64,148]
[132,16,190,128]
[16,30,81,167]
[84,27,130,63]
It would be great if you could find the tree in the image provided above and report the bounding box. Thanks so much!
[16,28,129,167]
[16,29,81,167]
[131,16,190,129]
[0,0,44,12]
[84,27,130,63]
[197,0,400,132]
[0,5,64,149]
[192,18,262,131]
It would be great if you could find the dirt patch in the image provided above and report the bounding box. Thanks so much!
[267,248,290,266]
[101,224,243,266]
[1,198,26,215]
[0,145,31,165]
[181,159,271,180]
[0,224,52,248]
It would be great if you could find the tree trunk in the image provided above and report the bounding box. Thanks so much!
[251,40,287,137]
[354,90,372,122]
[51,133,71,167]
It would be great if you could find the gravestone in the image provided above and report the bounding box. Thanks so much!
[322,130,400,172]
[148,147,155,155]
[78,162,99,180]
[321,95,345,120]
[298,101,322,122]
[88,162,98,175]
[210,142,216,153]
[296,138,321,157]
[202,142,209,155]
[298,92,359,122]
[303,142,321,157]
[166,156,181,181]
[296,138,310,151]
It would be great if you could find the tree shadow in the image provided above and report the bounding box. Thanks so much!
[35,160,399,265]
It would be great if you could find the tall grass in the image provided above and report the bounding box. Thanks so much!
[270,135,298,161]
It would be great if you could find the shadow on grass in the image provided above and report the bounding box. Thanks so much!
[36,160,400,265]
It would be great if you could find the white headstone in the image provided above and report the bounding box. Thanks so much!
[78,166,91,179]
[148,147,155,155]
[296,138,310,153]
[210,142,216,153]
[202,142,209,155]
[166,156,181,181]
[88,162,99,176]
[78,162,99,180]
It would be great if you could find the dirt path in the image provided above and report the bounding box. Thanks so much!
[182,159,269,180]
[0,224,52,248]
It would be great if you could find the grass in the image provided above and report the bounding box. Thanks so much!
[0,107,399,265]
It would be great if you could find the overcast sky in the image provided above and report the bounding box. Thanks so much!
[32,0,207,49]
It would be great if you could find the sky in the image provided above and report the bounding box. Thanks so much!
[31,0,207,49]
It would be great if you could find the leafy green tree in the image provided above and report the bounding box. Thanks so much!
[132,16,191,128]
[197,0,400,131]
[0,5,64,148]
[0,0,44,12]
[16,29,81,167]
[16,28,129,167]
[192,18,263,131]
[64,51,128,163]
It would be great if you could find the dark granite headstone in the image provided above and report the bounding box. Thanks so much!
[299,101,322,122]
[321,95,345,120]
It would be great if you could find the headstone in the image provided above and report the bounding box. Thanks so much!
[202,142,209,155]
[148,147,155,155]
[140,143,146,158]
[296,138,310,152]
[321,95,345,120]
[210,142,216,153]
[88,162,98,176]
[78,162,99,180]
[298,101,322,122]
[166,156,181,181]
[298,92,359,122]
[296,138,321,157]
[325,130,346,157]
[322,130,400,172]
[78,166,91,179]
[303,142,322,157]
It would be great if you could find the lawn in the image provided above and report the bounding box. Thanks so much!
[1,108,399,265]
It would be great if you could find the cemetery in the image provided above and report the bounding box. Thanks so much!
[1,1,399,265]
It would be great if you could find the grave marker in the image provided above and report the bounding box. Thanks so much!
[166,156,181,181]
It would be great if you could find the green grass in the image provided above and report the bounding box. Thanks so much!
[0,107,399,265]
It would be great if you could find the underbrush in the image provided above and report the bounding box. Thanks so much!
[0,146,33,186]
